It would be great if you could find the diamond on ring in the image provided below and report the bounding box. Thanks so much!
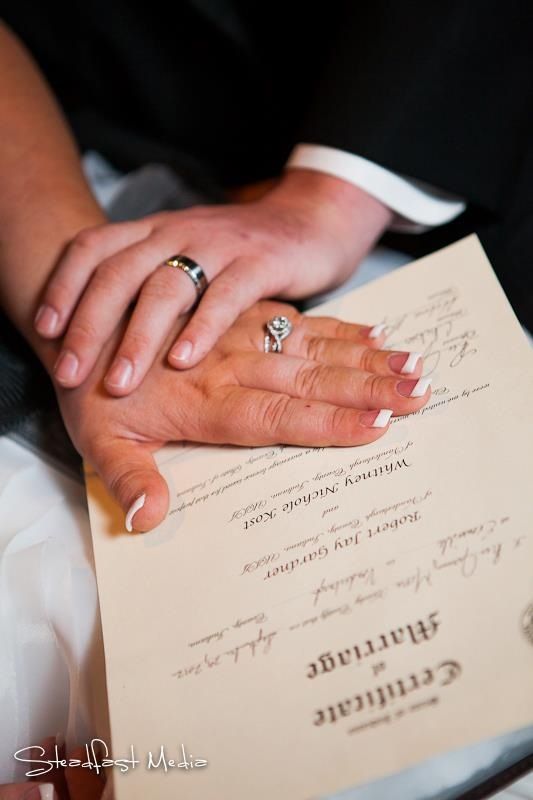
[264,315,293,353]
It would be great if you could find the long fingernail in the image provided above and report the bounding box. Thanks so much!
[397,377,432,397]
[35,304,59,336]
[361,408,393,427]
[388,351,422,374]
[368,322,386,338]
[106,357,133,389]
[125,493,146,532]
[54,350,79,383]
[169,340,193,363]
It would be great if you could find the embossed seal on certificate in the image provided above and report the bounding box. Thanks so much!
[520,603,533,646]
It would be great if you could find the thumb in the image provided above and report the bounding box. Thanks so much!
[92,438,170,532]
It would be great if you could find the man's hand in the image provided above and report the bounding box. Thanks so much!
[57,300,429,533]
[35,169,392,394]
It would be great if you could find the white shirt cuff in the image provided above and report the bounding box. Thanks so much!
[286,143,466,233]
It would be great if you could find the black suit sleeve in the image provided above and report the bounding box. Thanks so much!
[297,0,533,215]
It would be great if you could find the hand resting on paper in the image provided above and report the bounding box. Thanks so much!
[56,300,430,533]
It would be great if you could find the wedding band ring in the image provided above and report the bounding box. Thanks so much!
[164,254,208,297]
[264,315,293,353]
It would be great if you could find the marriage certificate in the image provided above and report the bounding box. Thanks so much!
[86,236,533,799]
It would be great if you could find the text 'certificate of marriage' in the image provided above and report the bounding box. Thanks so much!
[86,236,533,800]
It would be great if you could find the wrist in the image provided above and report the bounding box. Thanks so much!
[262,167,393,248]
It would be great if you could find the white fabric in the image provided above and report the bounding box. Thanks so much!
[0,438,106,783]
[287,143,467,232]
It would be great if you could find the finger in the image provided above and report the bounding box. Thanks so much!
[104,244,233,394]
[64,747,105,800]
[203,386,393,447]
[0,782,57,799]
[103,263,198,395]
[88,437,169,532]
[295,335,423,378]
[168,258,273,369]
[53,231,185,388]
[303,316,388,348]
[34,220,153,338]
[228,352,431,414]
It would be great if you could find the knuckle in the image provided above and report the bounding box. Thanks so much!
[364,373,387,404]
[334,320,350,339]
[304,335,324,362]
[188,314,216,342]
[72,226,102,251]
[66,315,100,349]
[325,406,353,439]
[360,347,379,372]
[122,328,153,355]
[141,271,175,302]
[258,393,292,436]
[95,258,127,288]
[108,465,145,505]
[294,362,323,397]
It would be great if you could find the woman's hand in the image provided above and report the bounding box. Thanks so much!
[34,169,392,394]
[57,299,429,533]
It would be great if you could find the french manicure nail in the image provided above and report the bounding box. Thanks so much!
[170,340,193,363]
[388,351,422,375]
[125,493,146,532]
[397,376,432,398]
[368,322,386,339]
[54,350,79,383]
[35,305,59,335]
[362,408,393,428]
[106,357,133,389]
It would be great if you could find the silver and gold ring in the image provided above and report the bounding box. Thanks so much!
[163,254,208,297]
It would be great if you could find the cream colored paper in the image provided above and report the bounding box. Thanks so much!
[86,236,533,800]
